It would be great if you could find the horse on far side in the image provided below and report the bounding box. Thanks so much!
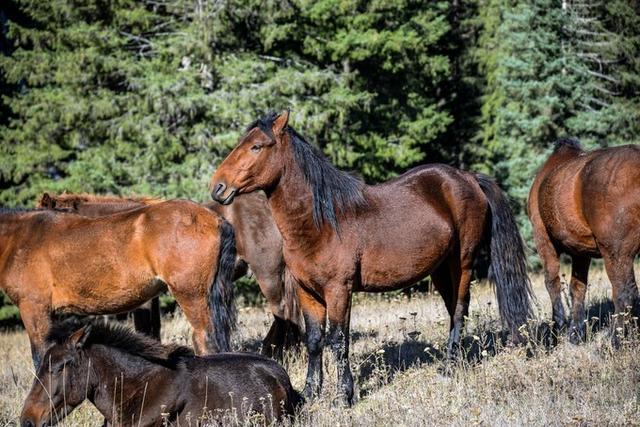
[528,139,640,344]
[37,192,303,358]
[0,200,236,367]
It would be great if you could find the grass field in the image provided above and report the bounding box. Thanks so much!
[1,267,639,426]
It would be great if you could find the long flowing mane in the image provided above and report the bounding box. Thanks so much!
[0,206,32,215]
[249,113,367,231]
[47,319,193,369]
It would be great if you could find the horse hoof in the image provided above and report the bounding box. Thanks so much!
[568,326,586,345]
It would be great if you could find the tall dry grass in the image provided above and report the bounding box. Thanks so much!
[1,266,639,426]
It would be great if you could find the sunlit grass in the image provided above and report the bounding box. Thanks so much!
[1,266,639,425]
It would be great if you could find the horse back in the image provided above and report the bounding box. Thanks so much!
[0,201,225,311]
[353,164,488,291]
[530,144,640,256]
[580,145,640,250]
[180,353,298,421]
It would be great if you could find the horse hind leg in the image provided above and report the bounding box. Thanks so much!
[133,297,162,340]
[447,257,474,360]
[431,264,456,350]
[533,231,566,332]
[601,251,639,346]
[568,256,590,344]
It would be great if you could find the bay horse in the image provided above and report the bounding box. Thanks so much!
[37,193,165,340]
[20,320,302,427]
[37,192,303,357]
[210,111,534,404]
[528,139,640,343]
[0,200,236,368]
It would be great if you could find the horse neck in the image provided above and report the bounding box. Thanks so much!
[267,150,328,251]
[88,346,176,423]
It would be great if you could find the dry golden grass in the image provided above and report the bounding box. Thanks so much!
[1,266,639,426]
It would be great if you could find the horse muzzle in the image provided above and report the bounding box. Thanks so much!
[211,183,238,205]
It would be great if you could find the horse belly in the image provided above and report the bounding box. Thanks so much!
[359,223,452,292]
[51,271,163,315]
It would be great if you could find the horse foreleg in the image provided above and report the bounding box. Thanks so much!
[568,256,590,344]
[297,285,326,400]
[19,302,51,369]
[325,283,354,406]
[602,252,639,347]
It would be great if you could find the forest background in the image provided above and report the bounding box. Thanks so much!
[1,0,639,319]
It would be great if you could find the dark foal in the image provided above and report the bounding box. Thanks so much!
[528,139,640,343]
[38,192,303,358]
[211,111,534,404]
[20,320,302,427]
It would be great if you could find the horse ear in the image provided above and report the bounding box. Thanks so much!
[68,325,92,350]
[40,193,53,208]
[272,110,290,136]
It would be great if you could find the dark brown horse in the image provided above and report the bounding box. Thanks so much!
[0,200,236,368]
[20,320,302,427]
[528,139,640,343]
[210,111,534,404]
[37,192,303,357]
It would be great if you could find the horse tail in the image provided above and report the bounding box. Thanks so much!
[209,219,237,352]
[474,173,534,338]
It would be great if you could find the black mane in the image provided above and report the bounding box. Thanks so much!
[47,319,194,369]
[0,206,33,214]
[553,138,582,152]
[249,113,367,231]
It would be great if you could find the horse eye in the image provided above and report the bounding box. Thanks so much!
[251,144,263,152]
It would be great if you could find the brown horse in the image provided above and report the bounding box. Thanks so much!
[210,111,534,404]
[20,320,302,427]
[37,193,164,340]
[37,192,303,357]
[0,200,236,368]
[528,139,640,343]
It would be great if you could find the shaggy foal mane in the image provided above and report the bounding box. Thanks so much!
[47,319,193,369]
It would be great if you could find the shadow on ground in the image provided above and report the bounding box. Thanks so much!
[235,297,617,398]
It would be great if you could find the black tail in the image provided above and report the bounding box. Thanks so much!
[209,219,237,352]
[474,174,535,337]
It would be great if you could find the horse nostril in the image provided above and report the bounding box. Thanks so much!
[21,419,34,427]
[213,183,226,200]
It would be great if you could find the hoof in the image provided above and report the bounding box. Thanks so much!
[568,325,586,345]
